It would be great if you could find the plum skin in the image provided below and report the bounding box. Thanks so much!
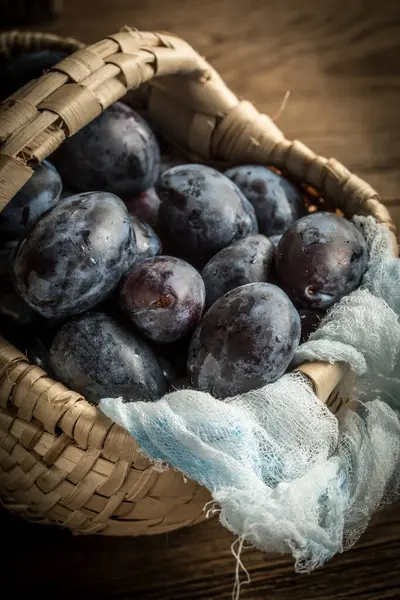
[120,256,206,343]
[51,102,160,198]
[124,188,161,229]
[50,312,167,404]
[187,282,301,398]
[201,233,275,308]
[157,164,258,268]
[0,160,62,241]
[12,192,136,320]
[224,165,307,237]
[275,212,368,309]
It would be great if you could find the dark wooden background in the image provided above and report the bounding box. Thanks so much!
[2,0,400,598]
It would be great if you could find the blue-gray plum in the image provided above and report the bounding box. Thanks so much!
[224,165,307,237]
[275,212,368,309]
[120,256,205,343]
[157,165,258,268]
[50,312,167,404]
[0,161,62,241]
[129,215,161,261]
[51,102,160,198]
[13,192,136,319]
[187,282,301,398]
[201,234,275,307]
[124,188,161,229]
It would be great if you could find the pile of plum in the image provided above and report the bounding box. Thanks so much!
[0,54,368,405]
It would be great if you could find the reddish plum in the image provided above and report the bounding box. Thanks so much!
[120,256,205,343]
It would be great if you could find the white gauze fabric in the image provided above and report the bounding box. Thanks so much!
[100,216,400,572]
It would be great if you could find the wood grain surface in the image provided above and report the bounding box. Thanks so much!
[1,1,400,599]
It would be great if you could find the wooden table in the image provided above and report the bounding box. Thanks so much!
[1,1,400,598]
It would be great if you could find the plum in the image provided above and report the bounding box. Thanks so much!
[51,102,160,198]
[275,212,368,309]
[120,256,205,343]
[157,164,258,268]
[187,282,301,397]
[201,233,275,307]
[50,312,167,404]
[0,160,62,241]
[13,192,136,319]
[224,165,307,237]
[124,188,161,229]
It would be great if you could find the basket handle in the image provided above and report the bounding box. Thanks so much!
[0,30,216,205]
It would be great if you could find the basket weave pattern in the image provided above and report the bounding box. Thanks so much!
[0,29,398,536]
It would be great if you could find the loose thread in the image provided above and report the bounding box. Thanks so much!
[231,536,251,600]
[203,499,221,519]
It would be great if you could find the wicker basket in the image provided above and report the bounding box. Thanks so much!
[0,29,398,537]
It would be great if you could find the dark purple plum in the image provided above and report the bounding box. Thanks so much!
[157,165,258,268]
[120,256,205,343]
[13,192,136,320]
[51,102,160,198]
[0,160,62,241]
[129,215,161,261]
[298,308,325,343]
[224,165,307,237]
[50,312,167,404]
[275,212,368,309]
[201,234,275,307]
[0,50,69,102]
[124,188,161,229]
[187,282,301,398]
